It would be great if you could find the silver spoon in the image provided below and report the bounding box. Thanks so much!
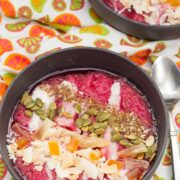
[151,56,180,180]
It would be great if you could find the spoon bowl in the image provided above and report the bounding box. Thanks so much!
[151,56,180,102]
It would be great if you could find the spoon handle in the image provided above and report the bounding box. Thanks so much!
[169,111,180,180]
[170,135,180,180]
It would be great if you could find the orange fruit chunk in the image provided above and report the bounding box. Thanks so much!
[4,53,31,71]
[66,137,79,152]
[107,160,124,169]
[16,136,29,149]
[48,141,60,156]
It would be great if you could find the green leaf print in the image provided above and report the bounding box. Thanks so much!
[79,25,109,36]
[70,0,84,10]
[30,0,47,13]
[89,8,102,23]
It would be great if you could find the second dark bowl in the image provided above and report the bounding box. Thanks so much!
[89,0,180,40]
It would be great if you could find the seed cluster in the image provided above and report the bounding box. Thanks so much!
[19,83,157,161]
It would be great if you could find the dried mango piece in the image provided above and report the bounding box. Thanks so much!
[16,136,29,149]
[107,160,124,170]
[48,141,60,156]
[66,137,79,152]
[89,150,101,161]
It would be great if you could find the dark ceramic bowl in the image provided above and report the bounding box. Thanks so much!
[89,0,180,40]
[0,48,169,180]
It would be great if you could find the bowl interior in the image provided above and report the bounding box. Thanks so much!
[0,47,168,179]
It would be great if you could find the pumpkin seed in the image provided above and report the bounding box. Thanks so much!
[30,105,40,111]
[125,134,138,140]
[75,118,83,128]
[113,126,124,132]
[90,133,97,137]
[86,108,97,116]
[145,135,155,147]
[111,130,119,136]
[95,128,104,135]
[25,110,33,117]
[99,122,108,129]
[82,119,91,127]
[21,92,29,103]
[112,134,122,142]
[36,98,43,107]
[62,112,72,119]
[88,126,94,133]
[35,109,45,115]
[23,96,33,106]
[39,114,47,120]
[96,112,111,122]
[58,106,64,116]
[81,126,89,132]
[81,114,89,119]
[131,138,142,145]
[119,139,132,146]
[108,115,116,121]
[74,104,81,113]
[145,144,157,159]
[25,101,35,109]
[49,110,56,120]
[49,102,57,110]
[93,122,100,129]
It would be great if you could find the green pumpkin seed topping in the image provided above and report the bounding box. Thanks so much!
[95,128,105,136]
[112,134,123,142]
[75,118,83,128]
[145,143,157,160]
[74,104,81,114]
[25,101,36,109]
[125,134,138,140]
[93,122,100,129]
[96,112,111,122]
[86,108,97,115]
[88,126,94,133]
[81,126,89,132]
[82,119,91,127]
[21,92,29,103]
[119,139,132,147]
[36,98,43,108]
[23,96,33,106]
[49,102,57,110]
[35,109,45,115]
[25,110,33,117]
[81,114,89,119]
[48,110,56,120]
[130,138,142,145]
[30,105,40,111]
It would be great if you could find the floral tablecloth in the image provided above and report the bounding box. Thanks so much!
[0,0,180,179]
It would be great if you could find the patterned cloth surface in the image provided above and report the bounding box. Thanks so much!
[0,0,180,179]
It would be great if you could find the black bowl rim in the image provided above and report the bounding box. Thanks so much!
[94,0,180,29]
[0,47,169,179]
